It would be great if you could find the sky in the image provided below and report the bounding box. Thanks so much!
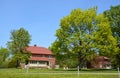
[0,0,120,48]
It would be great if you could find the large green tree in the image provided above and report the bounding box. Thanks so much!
[7,28,31,68]
[104,5,120,67]
[50,7,118,68]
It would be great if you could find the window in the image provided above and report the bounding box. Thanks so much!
[38,61,47,64]
[30,61,37,64]
[32,54,43,57]
[48,55,52,59]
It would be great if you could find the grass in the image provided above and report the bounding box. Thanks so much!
[0,68,119,78]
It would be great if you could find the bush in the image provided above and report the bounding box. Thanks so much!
[7,59,16,68]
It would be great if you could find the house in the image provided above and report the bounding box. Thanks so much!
[96,56,111,69]
[26,45,55,68]
[88,56,111,69]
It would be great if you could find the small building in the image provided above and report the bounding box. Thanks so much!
[96,56,111,69]
[26,45,55,68]
[89,56,111,69]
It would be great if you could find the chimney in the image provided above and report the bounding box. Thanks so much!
[34,44,37,47]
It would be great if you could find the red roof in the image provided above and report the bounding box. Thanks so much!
[26,46,53,55]
[98,56,109,60]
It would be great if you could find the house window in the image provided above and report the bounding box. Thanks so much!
[38,61,47,64]
[42,55,45,58]
[48,55,52,59]
[39,55,42,57]
[30,61,37,64]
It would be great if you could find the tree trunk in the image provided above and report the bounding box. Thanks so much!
[16,59,19,68]
[78,52,83,70]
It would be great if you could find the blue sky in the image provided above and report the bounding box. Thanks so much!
[0,0,120,48]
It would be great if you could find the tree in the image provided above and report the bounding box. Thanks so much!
[7,28,31,68]
[104,5,120,67]
[0,47,10,67]
[49,40,78,68]
[50,7,118,69]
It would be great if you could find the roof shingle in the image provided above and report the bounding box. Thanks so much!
[26,46,52,55]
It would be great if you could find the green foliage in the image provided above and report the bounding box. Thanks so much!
[7,58,16,68]
[0,47,10,68]
[7,28,31,68]
[104,5,120,39]
[50,7,118,68]
[7,28,31,54]
[0,47,10,61]
[104,5,120,67]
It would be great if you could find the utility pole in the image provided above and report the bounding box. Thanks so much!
[118,66,120,78]
[78,65,80,78]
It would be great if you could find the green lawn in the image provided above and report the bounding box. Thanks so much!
[0,68,119,78]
